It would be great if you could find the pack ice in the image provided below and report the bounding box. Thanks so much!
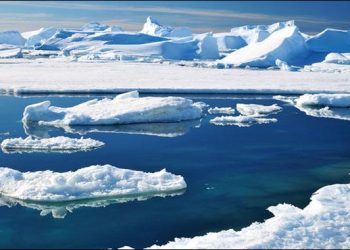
[22,91,204,126]
[0,165,186,202]
[1,136,104,153]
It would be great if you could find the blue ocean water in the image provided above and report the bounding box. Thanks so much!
[0,94,349,248]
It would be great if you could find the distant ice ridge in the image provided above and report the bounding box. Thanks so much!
[148,182,350,249]
[210,103,281,127]
[273,93,350,121]
[0,165,186,202]
[208,107,235,115]
[141,16,192,38]
[1,136,104,153]
[22,91,204,126]
[220,26,308,68]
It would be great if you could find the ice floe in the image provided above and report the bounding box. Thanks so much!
[149,182,350,249]
[236,103,282,116]
[1,136,104,153]
[210,115,277,127]
[24,120,201,138]
[22,91,203,126]
[208,107,235,115]
[0,165,186,202]
[0,189,184,219]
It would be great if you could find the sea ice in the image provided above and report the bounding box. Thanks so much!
[1,136,104,153]
[22,91,203,126]
[210,115,277,127]
[208,107,235,115]
[295,93,350,108]
[236,103,282,116]
[0,165,186,202]
[149,183,350,249]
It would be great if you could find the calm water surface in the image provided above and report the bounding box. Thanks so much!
[0,94,349,248]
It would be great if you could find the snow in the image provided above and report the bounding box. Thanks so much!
[0,31,26,46]
[306,28,350,53]
[295,93,350,108]
[22,91,203,126]
[220,26,308,68]
[210,115,277,127]
[208,107,235,115]
[1,59,349,95]
[141,16,192,38]
[1,136,104,153]
[149,182,350,249]
[236,103,282,116]
[0,165,186,202]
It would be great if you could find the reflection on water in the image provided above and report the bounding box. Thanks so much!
[23,119,202,138]
[0,189,186,219]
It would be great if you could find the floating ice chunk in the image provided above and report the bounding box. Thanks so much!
[22,91,203,126]
[236,103,282,116]
[210,115,277,127]
[149,182,350,249]
[0,165,186,202]
[1,136,104,154]
[272,95,297,105]
[295,93,350,108]
[306,28,350,53]
[296,106,350,121]
[0,189,184,219]
[24,120,201,138]
[141,16,192,38]
[275,59,299,71]
[0,31,26,46]
[220,26,308,68]
[208,107,235,115]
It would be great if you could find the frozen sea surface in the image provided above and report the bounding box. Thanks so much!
[0,94,349,248]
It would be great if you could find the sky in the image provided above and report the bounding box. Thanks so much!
[0,1,349,34]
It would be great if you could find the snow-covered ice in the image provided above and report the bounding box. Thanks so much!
[306,28,350,53]
[22,91,203,126]
[210,115,277,127]
[0,45,22,58]
[141,16,192,38]
[0,165,186,202]
[1,136,104,153]
[236,103,282,116]
[149,182,350,249]
[0,31,26,46]
[208,107,235,115]
[295,93,350,108]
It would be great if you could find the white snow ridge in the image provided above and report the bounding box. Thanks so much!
[1,136,104,153]
[0,165,186,202]
[22,91,203,126]
[149,183,350,249]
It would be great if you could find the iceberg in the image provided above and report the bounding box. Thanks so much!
[0,165,186,202]
[1,136,104,153]
[149,183,350,249]
[22,91,203,126]
[236,103,282,116]
[24,27,58,47]
[141,16,192,38]
[0,31,26,46]
[0,44,22,58]
[80,21,109,32]
[220,26,308,68]
[0,189,184,219]
[213,33,247,52]
[230,20,295,45]
[306,28,350,53]
[208,107,235,115]
[210,115,277,127]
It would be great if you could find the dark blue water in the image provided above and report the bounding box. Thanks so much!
[0,94,349,248]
